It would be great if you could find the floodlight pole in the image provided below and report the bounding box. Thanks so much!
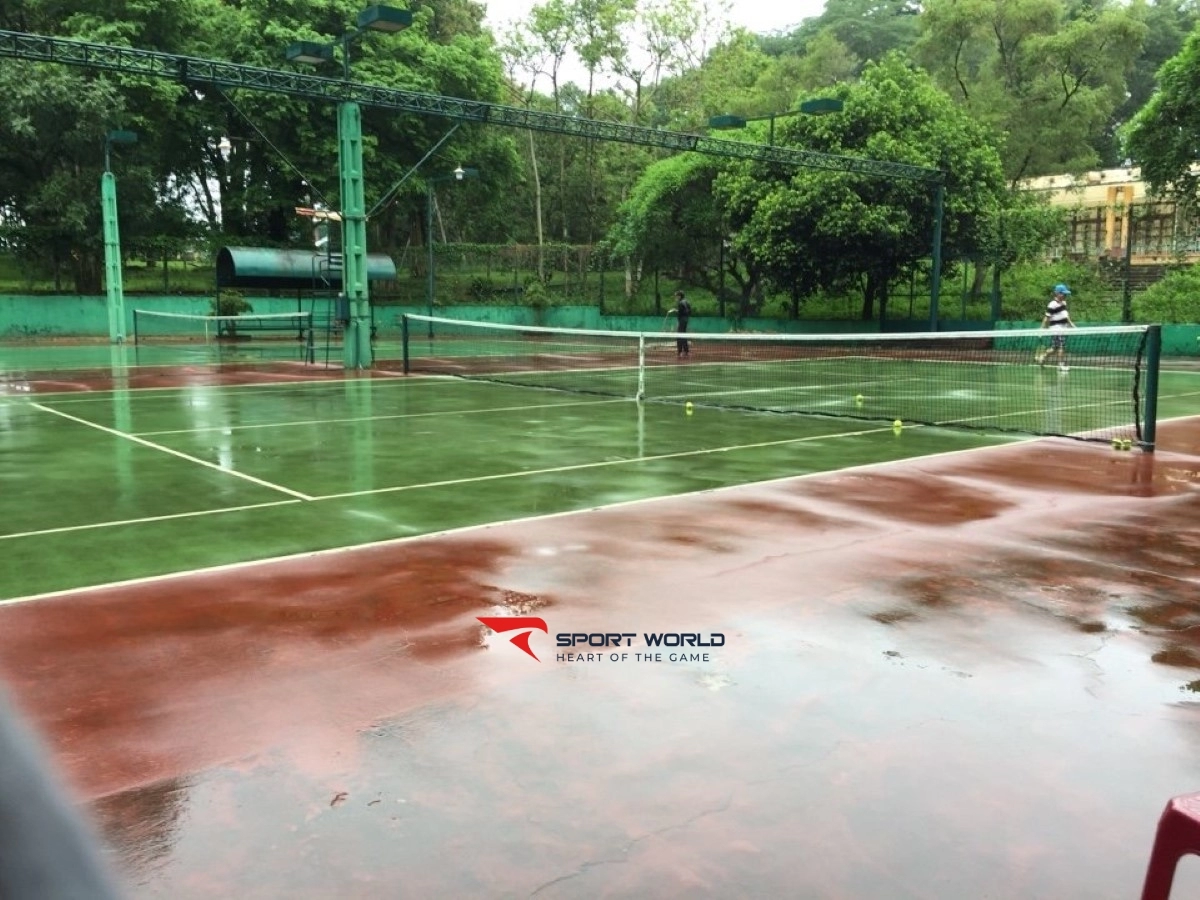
[102,129,136,344]
[425,178,434,337]
[287,5,413,370]
[930,183,944,330]
[339,96,371,369]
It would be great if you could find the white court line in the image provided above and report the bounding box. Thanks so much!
[134,396,629,437]
[11,412,1200,609]
[15,370,474,404]
[0,435,1037,606]
[314,422,917,502]
[0,418,909,545]
[4,391,1195,567]
[29,403,314,501]
[0,499,302,542]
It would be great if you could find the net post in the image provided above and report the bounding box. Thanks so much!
[637,335,646,401]
[132,310,139,347]
[401,315,411,374]
[1141,324,1161,451]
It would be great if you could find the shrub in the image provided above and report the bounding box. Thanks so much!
[210,290,252,317]
[999,261,1104,320]
[1131,266,1200,324]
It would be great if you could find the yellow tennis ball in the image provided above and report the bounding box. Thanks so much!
[893,419,903,429]
[1122,439,1133,451]
[1112,438,1122,450]
[685,401,694,411]
[855,394,864,404]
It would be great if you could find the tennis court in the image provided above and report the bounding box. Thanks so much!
[2,330,1200,898]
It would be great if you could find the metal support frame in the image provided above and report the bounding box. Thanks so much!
[101,169,124,343]
[0,29,948,335]
[425,180,435,338]
[0,31,943,184]
[101,129,136,343]
[338,100,371,368]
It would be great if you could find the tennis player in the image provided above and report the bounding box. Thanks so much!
[1035,283,1076,372]
[666,290,691,358]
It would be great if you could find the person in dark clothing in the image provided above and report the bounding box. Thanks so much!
[667,290,691,358]
[0,688,124,899]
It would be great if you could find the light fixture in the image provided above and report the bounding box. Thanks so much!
[285,41,335,65]
[798,98,844,115]
[356,4,413,32]
[708,114,746,131]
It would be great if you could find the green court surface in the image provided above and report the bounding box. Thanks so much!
[3,343,1199,600]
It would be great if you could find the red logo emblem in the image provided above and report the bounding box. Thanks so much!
[477,616,549,661]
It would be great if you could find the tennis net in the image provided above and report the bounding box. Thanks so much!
[132,310,314,362]
[400,314,1161,448]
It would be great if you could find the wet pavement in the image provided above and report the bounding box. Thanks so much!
[1,423,1199,897]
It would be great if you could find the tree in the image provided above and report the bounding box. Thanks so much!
[1096,0,1198,167]
[714,54,1009,321]
[0,0,522,291]
[1125,26,1200,203]
[762,0,921,69]
[916,0,1147,182]
[604,152,729,303]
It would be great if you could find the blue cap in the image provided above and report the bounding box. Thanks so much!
[1054,283,1071,295]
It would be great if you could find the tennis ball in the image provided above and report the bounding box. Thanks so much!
[855,394,864,404]
[1122,439,1134,451]
[1112,438,1122,450]
[893,419,903,429]
[685,401,693,410]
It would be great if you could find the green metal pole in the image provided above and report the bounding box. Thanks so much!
[426,181,434,339]
[1141,323,1161,451]
[401,315,410,373]
[101,168,125,343]
[338,99,371,369]
[929,182,945,331]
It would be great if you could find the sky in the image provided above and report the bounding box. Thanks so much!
[481,0,828,40]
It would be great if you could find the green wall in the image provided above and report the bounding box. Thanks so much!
[0,294,306,338]
[2,295,1197,356]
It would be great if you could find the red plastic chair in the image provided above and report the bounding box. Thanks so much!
[1142,792,1200,900]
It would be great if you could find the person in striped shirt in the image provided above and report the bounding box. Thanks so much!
[1035,283,1076,372]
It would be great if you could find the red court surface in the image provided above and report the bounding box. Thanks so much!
[2,424,1200,898]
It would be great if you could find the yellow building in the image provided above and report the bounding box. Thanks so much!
[1020,166,1193,265]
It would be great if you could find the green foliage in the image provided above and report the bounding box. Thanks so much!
[997,260,1106,320]
[978,192,1070,267]
[714,53,1008,320]
[917,0,1148,181]
[1125,25,1200,202]
[1131,265,1200,323]
[211,290,252,317]
[765,0,921,70]
[523,275,549,309]
[605,153,721,268]
[0,0,1180,315]
[1098,0,1198,166]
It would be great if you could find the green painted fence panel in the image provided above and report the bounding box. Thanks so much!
[3,295,1198,356]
